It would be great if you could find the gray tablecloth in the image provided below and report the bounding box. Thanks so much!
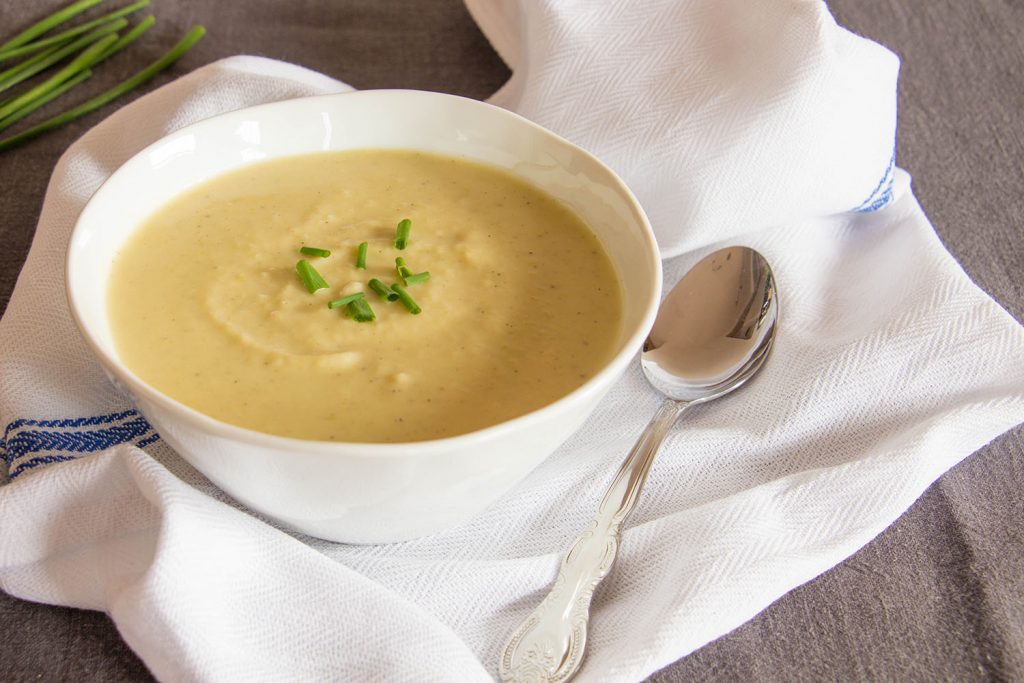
[1,1,1021,680]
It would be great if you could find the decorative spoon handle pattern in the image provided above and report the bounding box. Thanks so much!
[499,398,689,683]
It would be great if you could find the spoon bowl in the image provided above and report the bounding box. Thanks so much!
[643,246,777,402]
[500,246,778,682]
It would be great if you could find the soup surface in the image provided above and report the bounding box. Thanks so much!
[109,150,623,442]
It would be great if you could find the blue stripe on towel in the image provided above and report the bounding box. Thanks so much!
[1,410,160,479]
[1,408,139,447]
[136,433,161,449]
[853,150,896,213]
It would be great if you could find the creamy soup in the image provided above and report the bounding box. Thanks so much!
[108,150,623,442]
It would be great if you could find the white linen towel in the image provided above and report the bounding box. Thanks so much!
[2,1,1023,681]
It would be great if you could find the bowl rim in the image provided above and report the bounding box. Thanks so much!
[66,88,663,457]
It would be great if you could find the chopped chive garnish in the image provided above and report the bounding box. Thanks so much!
[395,256,413,279]
[295,259,329,293]
[347,297,376,322]
[368,278,399,301]
[391,283,421,314]
[300,246,331,258]
[327,292,365,309]
[356,241,368,269]
[394,218,411,250]
[404,271,431,285]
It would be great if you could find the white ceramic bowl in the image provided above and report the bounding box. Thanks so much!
[67,90,661,543]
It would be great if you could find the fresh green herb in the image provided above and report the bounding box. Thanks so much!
[347,297,376,322]
[0,20,126,96]
[295,258,329,293]
[0,32,117,122]
[0,40,61,65]
[356,241,368,269]
[327,292,365,309]
[391,283,421,314]
[96,14,154,62]
[0,26,206,153]
[0,44,65,93]
[393,218,411,250]
[368,278,399,301]
[395,256,412,279]
[300,245,331,258]
[0,68,90,133]
[0,0,106,53]
[404,271,430,285]
[0,1,151,62]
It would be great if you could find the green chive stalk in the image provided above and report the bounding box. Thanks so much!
[347,298,376,322]
[394,218,412,249]
[391,283,421,314]
[295,254,329,292]
[95,15,154,62]
[0,26,205,153]
[0,0,150,63]
[404,271,431,285]
[368,278,397,301]
[328,292,366,310]
[299,246,332,258]
[0,43,66,90]
[0,19,126,95]
[395,256,412,279]
[0,0,107,53]
[0,68,91,133]
[0,32,117,122]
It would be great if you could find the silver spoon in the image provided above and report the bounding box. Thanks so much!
[499,245,778,683]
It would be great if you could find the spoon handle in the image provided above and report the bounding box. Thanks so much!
[499,398,689,683]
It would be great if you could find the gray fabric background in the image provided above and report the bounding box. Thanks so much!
[1,1,1021,680]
